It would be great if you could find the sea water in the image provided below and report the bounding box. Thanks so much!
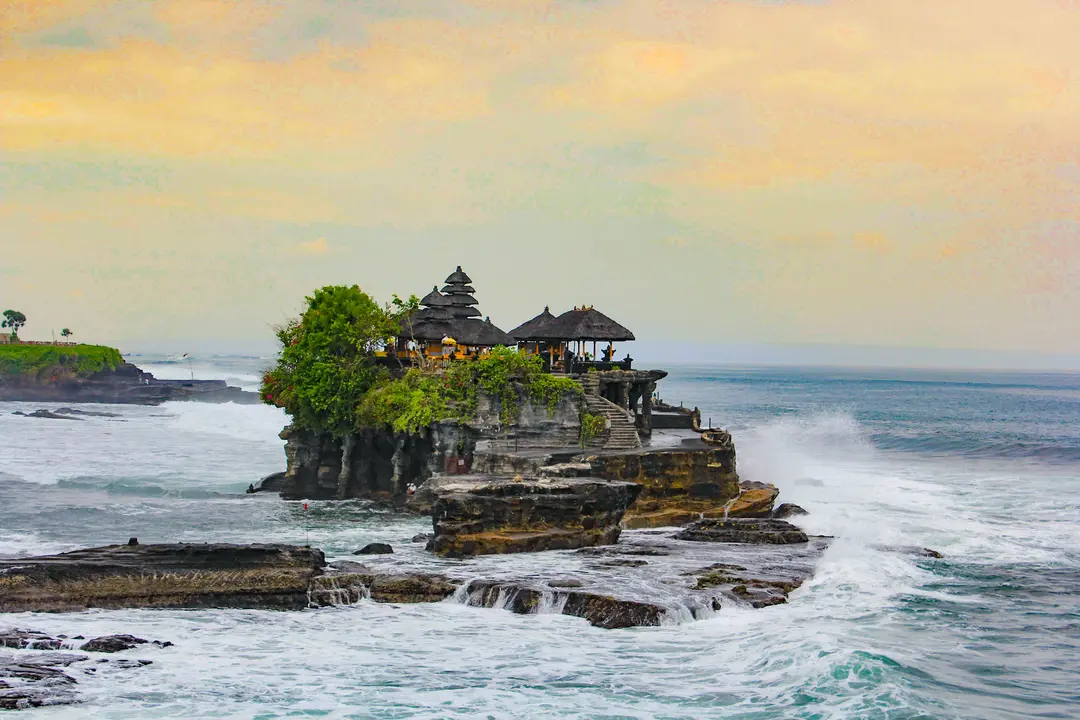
[1,359,1078,719]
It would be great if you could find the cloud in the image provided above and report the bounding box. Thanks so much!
[1,0,1078,353]
[292,237,330,255]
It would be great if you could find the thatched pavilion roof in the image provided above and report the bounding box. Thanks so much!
[542,307,635,342]
[509,306,556,341]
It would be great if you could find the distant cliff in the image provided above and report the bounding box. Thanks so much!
[0,343,258,405]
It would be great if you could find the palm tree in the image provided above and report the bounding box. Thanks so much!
[2,310,26,340]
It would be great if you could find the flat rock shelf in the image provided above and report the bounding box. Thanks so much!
[2,526,828,630]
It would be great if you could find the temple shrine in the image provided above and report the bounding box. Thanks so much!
[384,265,679,441]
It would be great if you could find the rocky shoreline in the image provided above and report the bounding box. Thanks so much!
[0,630,170,710]
[0,361,259,406]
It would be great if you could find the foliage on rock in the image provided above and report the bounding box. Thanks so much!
[579,412,606,447]
[0,343,123,379]
[359,347,582,434]
[260,285,401,436]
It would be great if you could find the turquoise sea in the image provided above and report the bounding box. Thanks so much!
[1,357,1078,719]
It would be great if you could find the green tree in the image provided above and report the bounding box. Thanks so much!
[260,285,398,436]
[2,310,26,339]
[60,328,73,339]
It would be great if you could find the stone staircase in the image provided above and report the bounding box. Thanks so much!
[580,374,641,450]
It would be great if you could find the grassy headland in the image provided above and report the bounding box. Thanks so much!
[0,343,124,379]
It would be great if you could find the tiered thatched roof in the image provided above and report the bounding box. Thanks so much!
[398,267,514,347]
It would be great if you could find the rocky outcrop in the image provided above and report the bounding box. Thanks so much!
[278,420,478,501]
[0,543,325,613]
[0,362,257,405]
[0,632,161,710]
[772,503,808,519]
[426,475,641,557]
[327,527,831,627]
[585,438,741,528]
[675,518,810,545]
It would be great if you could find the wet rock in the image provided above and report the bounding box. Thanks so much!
[249,472,285,493]
[462,580,665,629]
[0,630,62,651]
[78,635,150,653]
[353,543,394,555]
[17,409,84,421]
[586,444,740,530]
[772,503,809,519]
[592,559,649,568]
[547,579,584,588]
[712,482,779,519]
[54,407,121,418]
[675,518,809,545]
[0,650,155,709]
[326,560,370,573]
[0,656,79,710]
[427,475,641,557]
[0,543,326,613]
[576,546,672,557]
[872,544,944,559]
[309,572,457,605]
[410,533,432,543]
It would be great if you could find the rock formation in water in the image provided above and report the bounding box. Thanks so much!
[0,358,258,405]
[425,475,641,556]
[0,543,325,613]
[0,630,164,710]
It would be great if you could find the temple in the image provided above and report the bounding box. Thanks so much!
[378,265,686,441]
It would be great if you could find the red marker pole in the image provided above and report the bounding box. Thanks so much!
[303,503,310,546]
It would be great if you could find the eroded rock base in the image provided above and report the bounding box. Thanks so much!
[0,543,325,613]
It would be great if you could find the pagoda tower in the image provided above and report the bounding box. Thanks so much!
[441,266,481,319]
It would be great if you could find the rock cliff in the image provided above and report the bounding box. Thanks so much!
[425,475,641,556]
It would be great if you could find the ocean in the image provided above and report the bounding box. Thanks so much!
[1,357,1078,719]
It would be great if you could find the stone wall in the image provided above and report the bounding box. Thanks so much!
[475,388,584,450]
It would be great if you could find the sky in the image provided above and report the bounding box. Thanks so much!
[1,0,1078,367]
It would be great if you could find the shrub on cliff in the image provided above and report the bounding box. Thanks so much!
[0,344,123,379]
[260,285,400,436]
[357,347,582,433]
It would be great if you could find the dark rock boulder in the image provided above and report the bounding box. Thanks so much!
[410,533,432,543]
[353,543,393,555]
[79,635,173,653]
[872,544,944,559]
[0,629,62,651]
[426,475,641,557]
[675,518,809,545]
[0,650,154,710]
[0,543,326,613]
[772,503,809,519]
[249,472,285,493]
[462,580,665,629]
[16,409,84,420]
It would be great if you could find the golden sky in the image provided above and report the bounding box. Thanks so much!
[1,0,1078,361]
